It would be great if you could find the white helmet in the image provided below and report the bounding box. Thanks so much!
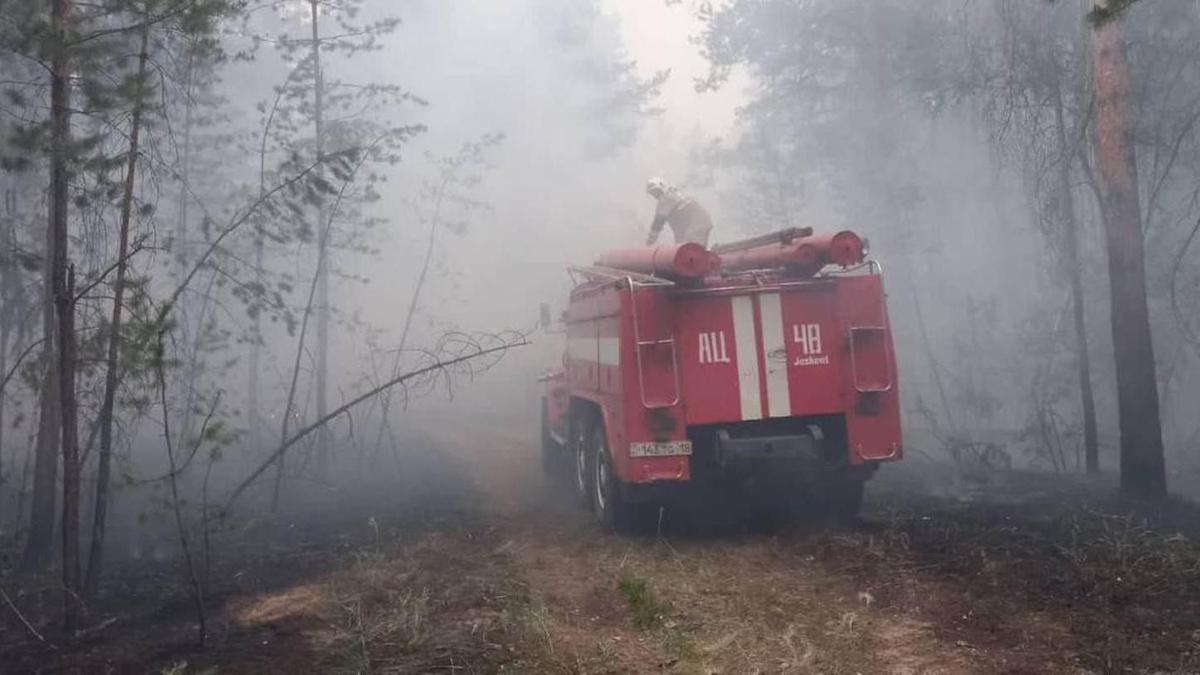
[646,177,667,196]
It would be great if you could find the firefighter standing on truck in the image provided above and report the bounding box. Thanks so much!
[645,177,713,247]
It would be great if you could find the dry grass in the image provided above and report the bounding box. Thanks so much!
[316,530,539,673]
[9,419,1200,674]
[802,463,1200,672]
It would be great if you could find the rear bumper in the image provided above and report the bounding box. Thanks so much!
[714,430,820,465]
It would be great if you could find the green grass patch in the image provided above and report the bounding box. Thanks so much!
[618,574,670,630]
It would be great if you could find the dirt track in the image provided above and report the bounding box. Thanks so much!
[420,403,1200,672]
[8,408,1200,673]
[420,412,978,674]
[414,409,1200,674]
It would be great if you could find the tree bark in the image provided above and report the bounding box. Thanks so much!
[1090,2,1167,499]
[0,210,12,487]
[1051,78,1100,475]
[58,265,80,631]
[84,18,150,599]
[0,241,10,488]
[0,318,6,488]
[23,0,72,571]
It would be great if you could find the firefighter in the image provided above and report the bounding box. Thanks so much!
[645,177,713,247]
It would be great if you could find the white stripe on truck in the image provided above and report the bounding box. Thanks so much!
[758,292,792,418]
[730,295,762,420]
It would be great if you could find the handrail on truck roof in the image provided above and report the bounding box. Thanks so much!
[567,265,676,288]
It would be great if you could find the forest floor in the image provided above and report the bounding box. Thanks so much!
[4,408,1200,674]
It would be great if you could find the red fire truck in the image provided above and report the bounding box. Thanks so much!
[539,228,901,528]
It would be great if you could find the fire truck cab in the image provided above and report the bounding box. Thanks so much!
[540,228,902,528]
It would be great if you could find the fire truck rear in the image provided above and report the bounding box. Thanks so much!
[539,228,902,528]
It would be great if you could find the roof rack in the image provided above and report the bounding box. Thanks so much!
[567,265,676,288]
[711,227,814,254]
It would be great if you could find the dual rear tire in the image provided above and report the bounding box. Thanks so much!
[571,412,629,530]
[542,401,624,528]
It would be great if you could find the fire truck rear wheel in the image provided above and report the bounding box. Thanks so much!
[590,425,629,530]
[571,413,591,505]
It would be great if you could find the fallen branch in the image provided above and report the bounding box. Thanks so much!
[0,585,56,651]
[225,334,528,511]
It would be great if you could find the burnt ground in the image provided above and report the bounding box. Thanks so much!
[3,409,1200,674]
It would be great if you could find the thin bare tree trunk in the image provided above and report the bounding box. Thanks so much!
[0,211,12,487]
[271,267,319,509]
[0,330,6,487]
[910,282,957,436]
[1052,78,1100,475]
[58,266,80,631]
[310,0,331,474]
[0,311,9,487]
[373,177,450,455]
[248,231,263,441]
[23,0,71,571]
[84,18,150,599]
[249,59,305,477]
[273,140,378,509]
[176,48,194,291]
[1091,2,1167,499]
[154,331,206,646]
[174,41,199,452]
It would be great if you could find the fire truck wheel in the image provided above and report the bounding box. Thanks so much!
[571,413,591,505]
[590,425,629,530]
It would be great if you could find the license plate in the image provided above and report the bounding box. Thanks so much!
[629,441,693,458]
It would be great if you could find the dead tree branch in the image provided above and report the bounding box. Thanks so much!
[225,333,528,511]
[0,585,56,651]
